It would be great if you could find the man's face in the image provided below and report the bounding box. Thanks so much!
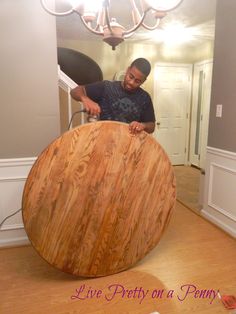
[122,66,146,92]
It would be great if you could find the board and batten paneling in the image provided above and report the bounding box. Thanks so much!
[0,158,36,247]
[202,147,236,238]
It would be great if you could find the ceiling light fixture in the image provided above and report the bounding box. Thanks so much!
[160,23,195,45]
[40,0,183,50]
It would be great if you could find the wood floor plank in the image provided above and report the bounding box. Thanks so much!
[173,165,201,212]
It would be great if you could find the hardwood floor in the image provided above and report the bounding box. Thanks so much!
[0,201,235,314]
[173,166,201,212]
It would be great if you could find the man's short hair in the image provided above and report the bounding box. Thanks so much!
[130,58,151,77]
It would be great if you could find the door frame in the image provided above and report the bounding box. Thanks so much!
[189,59,213,169]
[153,62,192,165]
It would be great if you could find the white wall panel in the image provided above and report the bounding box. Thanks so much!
[0,158,36,247]
[202,147,236,237]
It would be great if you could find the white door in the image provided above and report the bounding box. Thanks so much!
[190,60,213,168]
[153,63,192,165]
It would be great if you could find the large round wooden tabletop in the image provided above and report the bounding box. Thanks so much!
[22,121,176,277]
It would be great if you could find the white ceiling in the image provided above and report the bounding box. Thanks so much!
[56,0,217,48]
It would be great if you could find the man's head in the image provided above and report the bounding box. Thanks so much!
[123,58,151,92]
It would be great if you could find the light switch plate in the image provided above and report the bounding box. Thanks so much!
[216,104,222,117]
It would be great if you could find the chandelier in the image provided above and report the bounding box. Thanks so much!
[40,0,184,50]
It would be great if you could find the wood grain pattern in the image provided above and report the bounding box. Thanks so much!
[22,121,176,277]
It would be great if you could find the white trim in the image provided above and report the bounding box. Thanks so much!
[194,59,213,67]
[0,176,28,182]
[0,157,37,168]
[202,147,236,237]
[208,163,236,222]
[207,146,236,160]
[67,86,73,129]
[202,209,236,238]
[189,60,213,169]
[154,62,193,68]
[207,202,236,222]
[0,236,29,248]
[153,62,192,165]
[1,223,24,231]
[58,65,77,91]
[185,64,193,165]
[0,157,36,247]
[58,65,85,127]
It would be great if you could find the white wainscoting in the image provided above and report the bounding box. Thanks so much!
[202,147,236,238]
[0,157,36,247]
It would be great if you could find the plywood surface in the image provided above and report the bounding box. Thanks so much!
[22,121,176,277]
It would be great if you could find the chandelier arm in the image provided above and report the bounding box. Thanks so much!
[40,0,73,16]
[96,7,105,28]
[95,24,100,31]
[150,0,184,13]
[141,18,161,30]
[123,32,135,39]
[78,15,104,36]
[129,0,142,24]
[104,4,113,34]
[123,10,148,36]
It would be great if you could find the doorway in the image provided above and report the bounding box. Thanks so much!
[173,165,201,212]
[189,60,213,169]
[153,63,192,165]
[153,61,213,212]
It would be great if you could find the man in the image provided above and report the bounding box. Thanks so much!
[70,58,155,134]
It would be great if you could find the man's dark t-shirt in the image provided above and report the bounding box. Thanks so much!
[85,80,155,123]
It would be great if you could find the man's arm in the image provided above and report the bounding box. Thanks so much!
[133,92,155,134]
[142,122,155,133]
[70,86,101,116]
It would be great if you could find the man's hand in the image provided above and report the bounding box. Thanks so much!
[81,97,101,116]
[71,86,101,116]
[129,121,145,135]
[129,121,155,134]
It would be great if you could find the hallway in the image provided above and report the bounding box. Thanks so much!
[174,165,201,212]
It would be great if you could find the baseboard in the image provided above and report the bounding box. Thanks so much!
[0,236,30,248]
[202,209,236,238]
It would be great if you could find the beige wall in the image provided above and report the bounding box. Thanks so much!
[0,0,60,158]
[208,0,236,152]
